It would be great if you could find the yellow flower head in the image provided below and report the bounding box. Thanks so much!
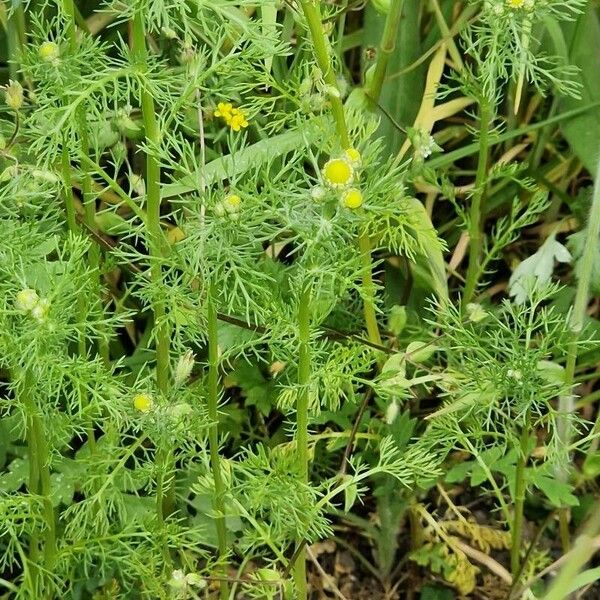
[344,147,362,167]
[133,393,154,413]
[214,103,249,132]
[223,193,242,213]
[506,0,525,8]
[322,158,354,189]
[214,102,233,120]
[229,108,249,132]
[39,41,60,62]
[341,188,363,209]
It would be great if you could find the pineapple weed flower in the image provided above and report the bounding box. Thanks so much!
[320,148,364,210]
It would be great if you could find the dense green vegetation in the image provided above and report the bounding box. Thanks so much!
[1,0,600,598]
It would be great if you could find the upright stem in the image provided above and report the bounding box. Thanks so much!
[207,282,229,600]
[511,414,530,580]
[22,369,57,577]
[61,0,101,455]
[131,11,170,394]
[358,233,382,346]
[294,285,312,600]
[299,1,349,149]
[6,0,26,80]
[298,0,382,346]
[557,156,600,548]
[132,11,173,538]
[463,98,491,305]
[366,0,405,102]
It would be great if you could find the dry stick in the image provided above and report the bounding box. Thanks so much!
[558,157,600,551]
[306,546,350,600]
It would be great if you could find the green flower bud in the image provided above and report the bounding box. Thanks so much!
[4,80,24,111]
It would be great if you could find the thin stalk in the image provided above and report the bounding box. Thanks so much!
[511,415,531,580]
[463,98,491,305]
[6,0,26,80]
[299,0,349,148]
[207,282,229,600]
[294,285,312,600]
[22,369,57,574]
[358,233,382,346]
[131,10,173,538]
[557,156,600,548]
[131,11,170,394]
[62,0,105,452]
[298,0,382,346]
[365,0,405,103]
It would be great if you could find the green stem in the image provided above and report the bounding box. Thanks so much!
[298,1,383,346]
[131,11,170,394]
[511,415,530,581]
[207,282,229,600]
[299,0,349,148]
[22,369,56,576]
[366,0,404,103]
[557,155,600,548]
[132,8,173,536]
[463,98,491,305]
[294,285,312,600]
[62,0,104,450]
[6,0,26,80]
[358,233,382,346]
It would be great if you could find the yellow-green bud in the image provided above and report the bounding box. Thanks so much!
[15,289,40,312]
[38,41,60,63]
[4,80,24,111]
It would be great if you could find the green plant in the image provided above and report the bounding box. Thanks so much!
[2,1,600,598]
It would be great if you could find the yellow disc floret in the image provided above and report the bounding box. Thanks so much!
[133,393,154,413]
[15,288,40,312]
[223,193,242,213]
[344,147,362,167]
[322,158,354,188]
[342,188,363,209]
[506,0,525,8]
[39,41,60,62]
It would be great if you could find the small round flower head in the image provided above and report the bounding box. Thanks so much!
[344,147,362,167]
[322,158,354,189]
[38,41,60,63]
[31,298,50,322]
[213,202,226,217]
[341,187,363,209]
[15,288,39,312]
[223,193,242,214]
[133,393,154,413]
[4,80,24,112]
[506,0,525,8]
[168,569,187,592]
[310,186,326,201]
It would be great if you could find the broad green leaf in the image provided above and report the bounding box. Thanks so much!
[362,1,425,155]
[560,5,600,173]
[162,118,326,198]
